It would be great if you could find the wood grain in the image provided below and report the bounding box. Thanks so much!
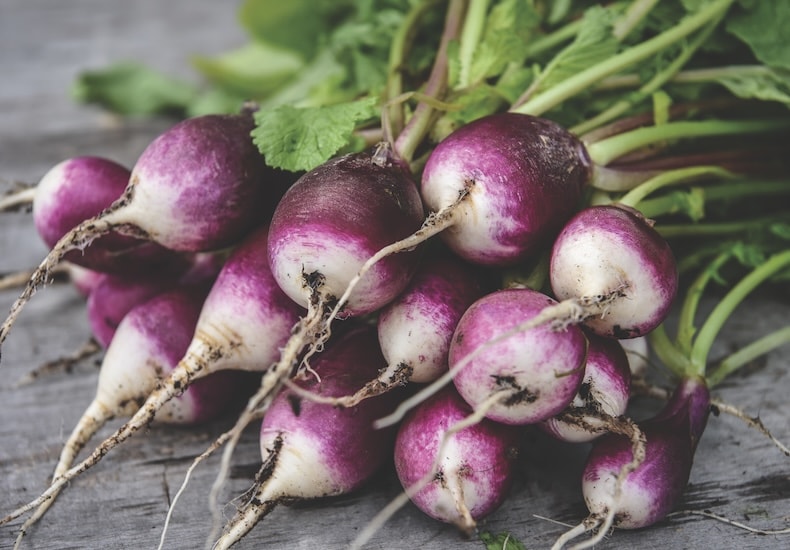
[1,1,788,549]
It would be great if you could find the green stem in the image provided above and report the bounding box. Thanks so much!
[656,214,789,238]
[612,0,660,41]
[385,0,441,141]
[571,13,720,135]
[522,19,582,60]
[707,325,790,386]
[587,118,790,167]
[456,0,490,89]
[647,323,691,379]
[676,251,733,359]
[689,249,790,375]
[597,64,778,90]
[394,0,468,162]
[618,165,734,208]
[511,0,734,116]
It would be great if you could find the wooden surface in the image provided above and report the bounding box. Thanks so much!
[1,1,788,549]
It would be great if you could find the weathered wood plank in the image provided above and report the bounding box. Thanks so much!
[1,1,788,549]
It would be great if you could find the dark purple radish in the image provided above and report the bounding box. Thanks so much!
[32,156,180,275]
[334,255,484,407]
[15,284,243,541]
[553,376,711,549]
[548,204,678,339]
[210,325,400,550]
[0,226,304,527]
[540,332,632,443]
[419,112,591,266]
[64,263,103,298]
[86,252,225,348]
[450,288,587,425]
[0,113,290,355]
[393,386,520,536]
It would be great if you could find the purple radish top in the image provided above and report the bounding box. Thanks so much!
[394,385,520,529]
[581,376,710,529]
[258,325,399,498]
[267,149,424,316]
[194,224,305,372]
[550,204,678,339]
[541,332,632,443]
[96,286,240,424]
[123,113,283,251]
[421,112,591,266]
[450,288,587,425]
[32,156,177,274]
[377,255,484,384]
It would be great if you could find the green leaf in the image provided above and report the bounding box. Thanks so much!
[467,0,542,86]
[71,62,198,116]
[191,41,304,98]
[713,67,790,107]
[251,96,380,171]
[726,0,790,69]
[479,531,527,550]
[528,5,620,96]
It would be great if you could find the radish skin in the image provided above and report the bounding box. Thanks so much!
[14,285,242,544]
[0,225,303,527]
[394,386,520,534]
[541,332,632,443]
[211,325,400,549]
[450,288,587,425]
[0,113,289,356]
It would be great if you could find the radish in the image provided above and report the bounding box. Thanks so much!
[540,331,632,443]
[209,324,401,550]
[548,204,678,339]
[620,335,650,379]
[31,156,181,275]
[450,287,588,425]
[86,251,225,348]
[0,112,290,355]
[0,225,304,527]
[393,386,521,535]
[552,376,711,549]
[335,254,485,407]
[12,284,244,545]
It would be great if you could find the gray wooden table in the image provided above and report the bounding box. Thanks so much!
[1,1,788,549]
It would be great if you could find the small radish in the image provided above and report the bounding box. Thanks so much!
[393,385,521,535]
[209,325,401,550]
[450,287,587,425]
[548,204,678,339]
[540,332,632,443]
[31,156,181,274]
[0,225,304,527]
[335,254,485,406]
[0,112,291,355]
[86,252,225,348]
[552,376,711,549]
[14,284,243,543]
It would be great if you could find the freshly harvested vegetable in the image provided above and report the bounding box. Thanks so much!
[210,324,401,550]
[393,385,521,535]
[540,332,632,444]
[0,112,288,356]
[449,287,587,425]
[14,284,243,544]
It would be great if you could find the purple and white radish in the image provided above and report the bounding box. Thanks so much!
[540,332,632,443]
[31,156,180,275]
[0,112,290,354]
[0,225,304,527]
[548,204,678,339]
[450,288,587,425]
[210,325,401,550]
[620,336,650,379]
[15,284,243,542]
[393,385,520,535]
[86,252,225,348]
[419,112,590,266]
[552,376,711,549]
[335,255,484,406]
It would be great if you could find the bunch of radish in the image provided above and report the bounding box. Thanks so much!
[3,1,790,548]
